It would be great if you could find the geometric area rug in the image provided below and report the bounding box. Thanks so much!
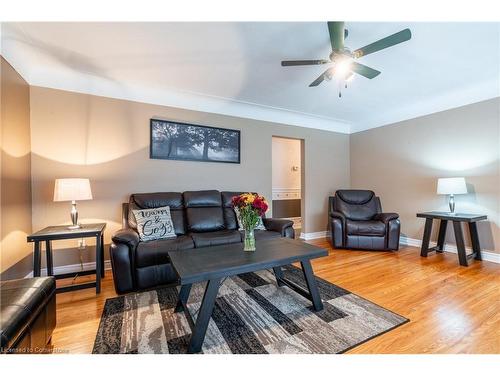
[93,265,408,354]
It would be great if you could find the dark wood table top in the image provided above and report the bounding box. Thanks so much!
[416,211,487,222]
[168,238,328,284]
[27,223,107,241]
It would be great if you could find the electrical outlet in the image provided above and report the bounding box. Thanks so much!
[78,239,86,249]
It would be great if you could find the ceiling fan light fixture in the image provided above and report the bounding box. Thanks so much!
[281,22,412,89]
[334,57,352,79]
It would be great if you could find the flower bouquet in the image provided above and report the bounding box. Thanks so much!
[231,193,269,251]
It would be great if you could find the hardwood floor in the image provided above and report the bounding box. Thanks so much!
[52,240,500,354]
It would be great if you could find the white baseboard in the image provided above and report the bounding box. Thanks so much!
[300,231,330,240]
[400,236,500,264]
[24,260,112,279]
[298,232,500,264]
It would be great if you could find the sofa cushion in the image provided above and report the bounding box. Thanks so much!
[190,230,242,248]
[135,235,194,268]
[184,190,222,207]
[346,220,386,237]
[129,192,186,235]
[184,190,225,232]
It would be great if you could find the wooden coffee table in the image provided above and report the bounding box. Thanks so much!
[167,238,328,353]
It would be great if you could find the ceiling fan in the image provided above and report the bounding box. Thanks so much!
[281,22,412,96]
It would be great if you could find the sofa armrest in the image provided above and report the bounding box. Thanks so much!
[112,228,140,248]
[373,212,399,224]
[262,218,294,237]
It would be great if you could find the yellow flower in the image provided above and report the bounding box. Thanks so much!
[240,193,255,204]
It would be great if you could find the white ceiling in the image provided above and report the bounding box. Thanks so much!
[2,22,499,133]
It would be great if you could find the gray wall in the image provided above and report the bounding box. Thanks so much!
[29,86,350,268]
[350,98,500,253]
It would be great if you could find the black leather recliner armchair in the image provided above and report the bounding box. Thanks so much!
[329,190,400,251]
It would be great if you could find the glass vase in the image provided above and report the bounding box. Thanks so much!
[243,227,256,251]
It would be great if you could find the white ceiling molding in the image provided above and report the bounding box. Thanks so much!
[351,80,500,132]
[1,22,499,134]
[25,69,352,134]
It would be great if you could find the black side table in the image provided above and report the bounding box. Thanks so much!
[27,223,106,293]
[416,212,487,266]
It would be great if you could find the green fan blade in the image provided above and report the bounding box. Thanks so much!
[328,22,345,52]
[350,62,381,79]
[281,60,329,66]
[309,68,332,87]
[354,28,412,58]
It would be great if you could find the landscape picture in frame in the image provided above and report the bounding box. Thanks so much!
[150,119,241,164]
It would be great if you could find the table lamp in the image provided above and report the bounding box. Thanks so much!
[54,178,93,229]
[437,177,467,214]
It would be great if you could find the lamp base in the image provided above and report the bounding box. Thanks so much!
[449,194,455,214]
[69,201,80,229]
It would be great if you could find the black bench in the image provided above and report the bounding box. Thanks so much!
[0,277,56,354]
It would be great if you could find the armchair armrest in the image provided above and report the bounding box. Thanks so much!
[373,212,399,224]
[112,228,140,248]
[329,210,346,248]
[329,210,346,223]
[262,218,294,236]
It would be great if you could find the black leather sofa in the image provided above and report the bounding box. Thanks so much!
[0,277,56,354]
[329,190,400,251]
[110,190,295,294]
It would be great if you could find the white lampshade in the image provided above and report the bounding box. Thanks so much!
[437,177,467,195]
[54,178,93,202]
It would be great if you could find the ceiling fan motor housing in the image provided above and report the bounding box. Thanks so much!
[329,48,352,62]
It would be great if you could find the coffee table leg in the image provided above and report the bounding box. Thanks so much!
[273,266,285,286]
[300,260,323,311]
[420,218,433,257]
[175,284,192,313]
[188,278,221,354]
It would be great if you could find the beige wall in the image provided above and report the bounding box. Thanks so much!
[0,56,32,277]
[272,137,302,190]
[351,98,500,253]
[29,86,350,266]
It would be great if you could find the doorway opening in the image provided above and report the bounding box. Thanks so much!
[271,136,304,237]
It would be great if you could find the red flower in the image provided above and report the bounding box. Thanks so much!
[231,193,268,216]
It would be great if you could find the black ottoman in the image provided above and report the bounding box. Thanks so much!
[0,277,56,354]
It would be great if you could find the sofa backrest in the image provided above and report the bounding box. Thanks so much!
[123,190,266,234]
[332,189,382,221]
[183,190,225,233]
[221,191,243,230]
[127,192,186,235]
